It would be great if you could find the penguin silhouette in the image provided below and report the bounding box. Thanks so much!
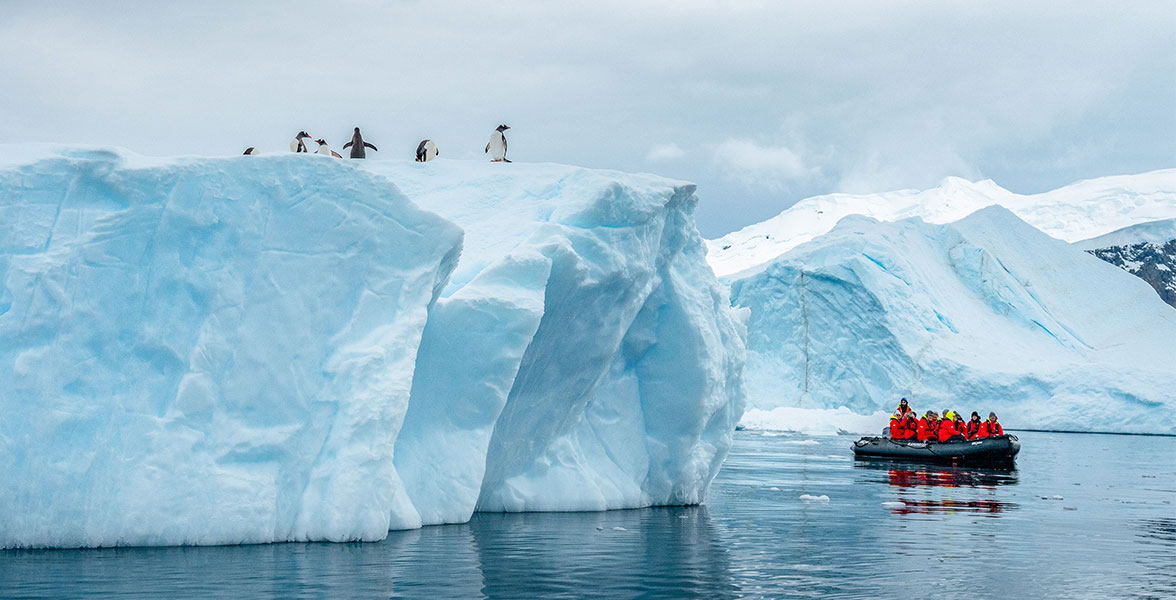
[243,147,259,155]
[485,125,511,162]
[290,131,312,153]
[415,139,439,162]
[342,127,379,159]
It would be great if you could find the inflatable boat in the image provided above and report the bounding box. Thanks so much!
[852,434,1020,465]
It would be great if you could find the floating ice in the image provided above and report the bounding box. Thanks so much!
[799,494,830,502]
[0,148,746,547]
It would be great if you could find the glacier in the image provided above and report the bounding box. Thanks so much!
[0,147,745,548]
[1077,219,1176,309]
[708,169,1176,279]
[727,205,1176,435]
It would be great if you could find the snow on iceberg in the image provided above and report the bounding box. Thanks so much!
[708,169,1176,279]
[729,205,1176,434]
[360,160,746,524]
[0,147,462,547]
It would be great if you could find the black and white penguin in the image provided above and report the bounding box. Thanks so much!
[485,125,510,162]
[314,139,342,158]
[415,139,439,162]
[290,131,312,153]
[342,127,378,159]
[243,147,258,155]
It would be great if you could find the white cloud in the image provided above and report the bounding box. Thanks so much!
[646,143,685,161]
[711,139,811,185]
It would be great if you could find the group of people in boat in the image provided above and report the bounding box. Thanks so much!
[888,398,1004,443]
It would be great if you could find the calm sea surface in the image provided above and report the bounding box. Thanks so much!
[3,430,1174,599]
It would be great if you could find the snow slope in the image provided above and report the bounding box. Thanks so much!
[0,147,745,547]
[1077,219,1176,309]
[728,206,1176,434]
[708,170,1176,279]
[1074,218,1176,251]
[0,147,462,547]
[360,160,745,525]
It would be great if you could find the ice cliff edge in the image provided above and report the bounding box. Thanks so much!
[0,148,746,547]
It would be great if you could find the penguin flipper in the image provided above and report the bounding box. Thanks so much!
[342,141,353,149]
[365,142,378,151]
[331,151,342,158]
[485,142,490,153]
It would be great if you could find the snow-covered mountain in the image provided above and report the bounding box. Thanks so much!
[1076,219,1176,309]
[727,206,1176,435]
[708,170,1176,279]
[0,147,745,548]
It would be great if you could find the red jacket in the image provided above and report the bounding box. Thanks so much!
[917,418,937,441]
[890,419,902,439]
[978,421,1003,437]
[900,417,919,439]
[937,418,960,442]
[966,419,982,439]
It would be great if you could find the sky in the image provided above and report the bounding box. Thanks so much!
[2,1,1173,237]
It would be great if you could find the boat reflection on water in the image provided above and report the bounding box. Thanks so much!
[854,461,1020,515]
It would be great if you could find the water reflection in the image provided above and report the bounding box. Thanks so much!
[469,507,737,599]
[849,462,1021,515]
[1135,518,1176,599]
[0,506,737,599]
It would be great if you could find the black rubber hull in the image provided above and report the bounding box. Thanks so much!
[852,435,1020,465]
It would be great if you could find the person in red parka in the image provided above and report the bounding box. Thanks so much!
[938,411,963,442]
[978,412,1004,437]
[901,411,919,440]
[896,397,914,418]
[953,413,967,438]
[965,412,983,439]
[889,413,903,439]
[917,411,939,441]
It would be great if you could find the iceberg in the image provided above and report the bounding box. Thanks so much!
[360,160,746,525]
[0,148,745,547]
[728,206,1176,435]
[0,147,462,547]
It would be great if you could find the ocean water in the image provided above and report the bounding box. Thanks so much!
[2,430,1173,599]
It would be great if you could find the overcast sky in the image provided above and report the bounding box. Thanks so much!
[3,1,1173,236]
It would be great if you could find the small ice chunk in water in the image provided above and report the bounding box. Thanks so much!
[800,494,830,502]
[881,501,906,508]
[612,527,628,531]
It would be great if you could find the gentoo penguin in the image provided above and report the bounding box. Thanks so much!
[290,131,312,153]
[341,127,378,159]
[415,139,439,162]
[485,124,511,162]
[243,147,258,155]
[314,139,342,158]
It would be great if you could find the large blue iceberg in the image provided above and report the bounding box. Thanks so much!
[0,148,746,547]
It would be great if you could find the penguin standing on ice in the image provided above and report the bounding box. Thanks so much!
[415,139,439,162]
[342,127,378,159]
[485,124,511,162]
[290,131,312,153]
[314,139,342,158]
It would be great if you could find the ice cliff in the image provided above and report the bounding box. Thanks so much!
[728,206,1176,434]
[0,148,745,548]
[363,160,745,526]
